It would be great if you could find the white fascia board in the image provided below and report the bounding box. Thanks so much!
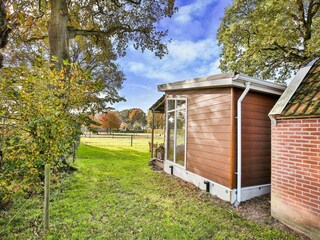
[234,74,286,95]
[158,78,234,91]
[158,72,235,92]
[158,72,285,96]
[269,57,319,118]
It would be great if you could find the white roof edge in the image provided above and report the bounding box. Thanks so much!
[235,74,286,91]
[157,72,235,91]
[158,78,234,91]
[158,72,286,95]
[269,57,319,117]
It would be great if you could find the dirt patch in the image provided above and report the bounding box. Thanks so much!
[149,158,164,171]
[235,194,276,226]
[233,194,310,239]
[154,169,311,239]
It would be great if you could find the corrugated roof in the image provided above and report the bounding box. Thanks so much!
[281,59,320,117]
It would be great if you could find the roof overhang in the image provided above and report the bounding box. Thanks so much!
[268,57,319,125]
[158,72,286,96]
[149,94,165,113]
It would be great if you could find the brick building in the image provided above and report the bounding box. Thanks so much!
[269,57,320,240]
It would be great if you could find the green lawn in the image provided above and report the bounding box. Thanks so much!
[1,138,299,239]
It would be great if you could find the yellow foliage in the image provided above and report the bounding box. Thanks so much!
[0,63,101,202]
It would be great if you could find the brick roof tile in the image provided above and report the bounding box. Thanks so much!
[282,59,320,117]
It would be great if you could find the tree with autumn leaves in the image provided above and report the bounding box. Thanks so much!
[118,108,147,131]
[129,108,147,130]
[93,109,147,133]
[97,112,121,133]
[0,0,176,205]
[0,63,94,202]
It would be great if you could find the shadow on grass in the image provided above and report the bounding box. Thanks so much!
[1,143,303,240]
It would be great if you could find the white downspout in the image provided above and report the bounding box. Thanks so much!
[234,82,251,207]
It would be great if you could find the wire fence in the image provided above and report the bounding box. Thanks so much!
[81,132,164,139]
[0,134,163,237]
[1,191,37,231]
[0,167,71,238]
[1,195,41,237]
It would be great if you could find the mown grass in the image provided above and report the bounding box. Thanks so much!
[1,138,299,239]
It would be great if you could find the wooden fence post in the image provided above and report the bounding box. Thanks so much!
[44,164,50,233]
[131,135,133,146]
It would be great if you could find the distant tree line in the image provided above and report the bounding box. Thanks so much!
[93,108,148,133]
[92,108,165,133]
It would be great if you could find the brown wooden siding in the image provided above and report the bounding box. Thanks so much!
[166,88,279,190]
[233,89,279,187]
[167,88,232,187]
[230,88,237,189]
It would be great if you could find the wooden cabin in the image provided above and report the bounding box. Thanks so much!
[150,72,285,204]
[269,58,320,239]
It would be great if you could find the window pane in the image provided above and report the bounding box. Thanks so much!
[176,100,186,109]
[167,100,175,111]
[167,111,175,161]
[175,108,185,166]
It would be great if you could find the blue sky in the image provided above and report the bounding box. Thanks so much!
[113,0,232,112]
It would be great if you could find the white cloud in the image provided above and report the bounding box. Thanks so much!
[174,0,214,24]
[124,38,221,83]
[207,58,222,75]
[125,83,153,91]
[169,39,216,62]
[127,62,145,73]
[114,0,232,112]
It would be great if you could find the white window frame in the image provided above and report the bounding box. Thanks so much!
[165,98,187,169]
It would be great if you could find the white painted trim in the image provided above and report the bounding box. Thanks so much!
[165,98,187,169]
[159,78,234,91]
[158,73,235,91]
[231,80,284,95]
[236,74,285,92]
[158,72,285,96]
[184,98,188,170]
[173,101,177,164]
[163,161,271,204]
[269,114,277,126]
[165,98,169,162]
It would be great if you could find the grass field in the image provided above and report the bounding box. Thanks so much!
[81,137,156,151]
[0,138,300,239]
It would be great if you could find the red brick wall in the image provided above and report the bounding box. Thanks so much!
[271,118,320,239]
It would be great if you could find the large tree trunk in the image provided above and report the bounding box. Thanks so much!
[48,0,69,67]
[0,0,10,68]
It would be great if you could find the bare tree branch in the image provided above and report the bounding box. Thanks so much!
[24,35,48,42]
[261,42,308,61]
[68,25,147,39]
[126,0,142,4]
